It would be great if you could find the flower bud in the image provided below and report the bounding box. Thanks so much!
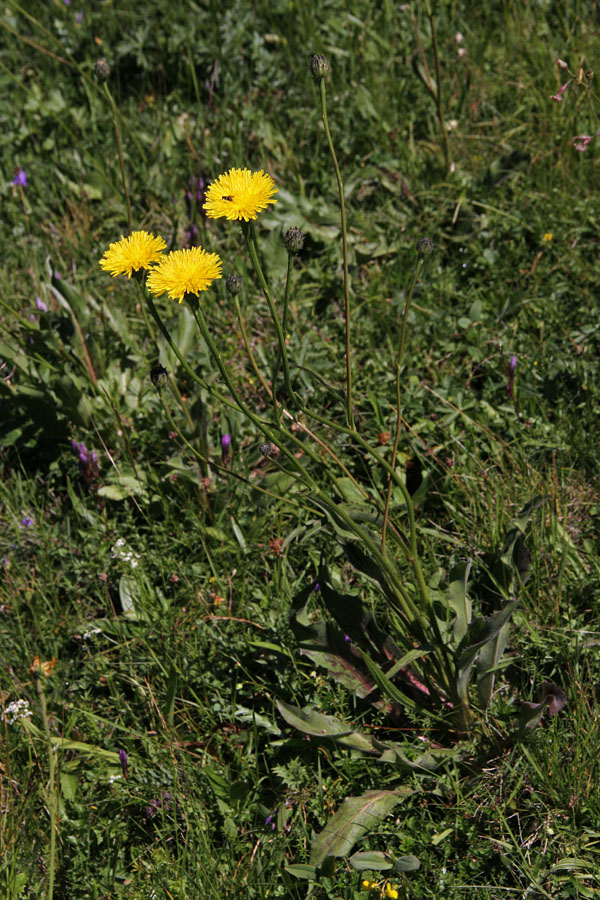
[310,54,331,81]
[226,274,243,296]
[284,226,305,255]
[94,58,111,82]
[416,237,434,257]
[150,364,168,390]
[259,442,274,457]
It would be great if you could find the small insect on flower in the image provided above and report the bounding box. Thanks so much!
[204,168,278,222]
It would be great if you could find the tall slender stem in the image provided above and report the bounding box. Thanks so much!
[104,83,132,232]
[36,676,57,900]
[382,256,423,556]
[318,78,353,429]
[242,223,296,405]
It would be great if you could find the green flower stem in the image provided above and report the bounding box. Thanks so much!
[188,299,319,492]
[35,675,58,900]
[242,222,295,405]
[425,0,450,176]
[282,252,293,341]
[103,83,132,233]
[318,77,353,430]
[382,256,423,556]
[159,391,320,513]
[233,293,274,401]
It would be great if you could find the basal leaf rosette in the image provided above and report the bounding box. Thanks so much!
[203,168,278,222]
[99,231,167,278]
[146,247,223,302]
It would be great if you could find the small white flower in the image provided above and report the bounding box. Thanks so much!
[3,699,33,725]
[82,628,102,641]
[111,540,141,569]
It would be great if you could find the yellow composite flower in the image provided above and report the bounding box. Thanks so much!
[146,246,222,302]
[99,231,167,278]
[30,655,57,677]
[542,232,553,243]
[203,167,278,221]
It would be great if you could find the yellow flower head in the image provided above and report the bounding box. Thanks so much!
[542,232,553,243]
[384,884,399,899]
[146,246,222,302]
[360,881,378,893]
[203,168,278,222]
[30,655,57,677]
[99,231,167,278]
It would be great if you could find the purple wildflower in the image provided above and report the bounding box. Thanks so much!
[313,581,320,592]
[221,433,232,451]
[573,133,599,152]
[21,516,34,528]
[344,634,351,643]
[186,223,199,248]
[12,169,27,187]
[36,296,48,312]
[71,440,99,488]
[75,11,83,22]
[550,79,573,102]
[506,355,517,401]
[119,749,128,779]
[185,176,206,220]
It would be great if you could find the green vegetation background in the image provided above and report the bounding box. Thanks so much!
[1,0,600,898]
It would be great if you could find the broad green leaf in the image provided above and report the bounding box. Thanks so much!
[310,788,414,866]
[476,619,511,708]
[285,865,317,880]
[446,561,472,645]
[349,850,394,871]
[393,855,421,873]
[455,600,519,705]
[119,575,138,620]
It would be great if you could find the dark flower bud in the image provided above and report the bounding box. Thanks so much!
[94,58,111,82]
[416,237,434,257]
[150,364,168,390]
[259,442,274,457]
[310,54,331,81]
[284,226,305,255]
[226,274,243,296]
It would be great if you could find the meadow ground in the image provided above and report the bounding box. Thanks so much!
[1,2,600,898]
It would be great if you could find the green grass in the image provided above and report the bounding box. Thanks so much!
[2,1,600,898]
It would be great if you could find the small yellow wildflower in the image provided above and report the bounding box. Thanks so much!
[146,247,222,302]
[361,880,378,892]
[542,232,553,242]
[203,167,278,222]
[100,231,166,278]
[29,655,57,677]
[384,883,399,899]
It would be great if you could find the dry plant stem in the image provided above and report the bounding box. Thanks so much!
[103,83,132,232]
[318,78,353,430]
[35,676,57,900]
[382,257,423,556]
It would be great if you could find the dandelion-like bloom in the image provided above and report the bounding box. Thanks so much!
[146,247,222,302]
[542,232,553,243]
[203,168,278,222]
[99,231,167,279]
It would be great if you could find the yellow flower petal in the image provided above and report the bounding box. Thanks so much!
[146,246,222,302]
[99,231,167,278]
[203,167,278,222]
